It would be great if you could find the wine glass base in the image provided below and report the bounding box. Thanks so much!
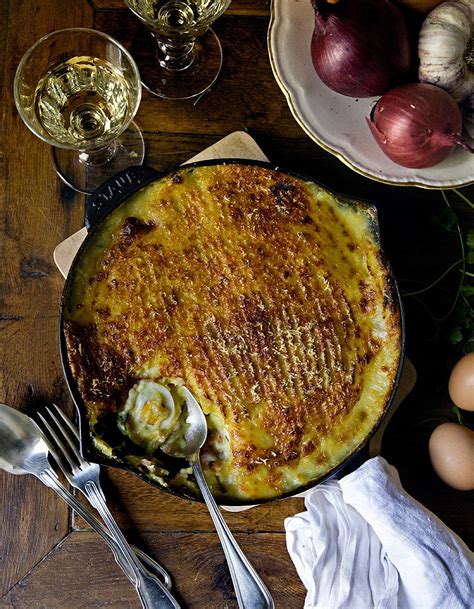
[131,28,223,100]
[52,121,145,196]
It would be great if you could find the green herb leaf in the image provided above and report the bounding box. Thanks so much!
[451,404,465,425]
[467,229,474,251]
[449,326,463,344]
[433,206,457,231]
[464,338,474,355]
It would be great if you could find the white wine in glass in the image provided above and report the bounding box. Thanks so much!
[14,28,144,195]
[124,0,231,99]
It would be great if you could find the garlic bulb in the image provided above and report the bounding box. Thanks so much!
[418,0,474,103]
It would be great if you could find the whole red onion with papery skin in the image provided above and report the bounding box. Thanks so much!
[367,83,473,168]
[310,0,411,98]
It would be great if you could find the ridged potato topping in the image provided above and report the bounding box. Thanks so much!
[63,163,402,502]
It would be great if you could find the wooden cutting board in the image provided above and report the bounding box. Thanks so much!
[53,130,416,511]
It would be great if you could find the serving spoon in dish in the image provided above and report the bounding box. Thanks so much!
[161,385,275,609]
[0,403,179,609]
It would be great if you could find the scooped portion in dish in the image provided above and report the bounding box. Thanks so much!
[118,380,183,454]
[63,162,402,502]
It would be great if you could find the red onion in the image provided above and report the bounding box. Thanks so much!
[310,0,411,98]
[367,83,474,169]
[461,94,474,139]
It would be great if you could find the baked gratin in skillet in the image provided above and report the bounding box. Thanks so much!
[62,161,403,503]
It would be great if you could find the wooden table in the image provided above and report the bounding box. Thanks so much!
[1,1,472,607]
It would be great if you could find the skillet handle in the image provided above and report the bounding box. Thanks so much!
[85,165,160,230]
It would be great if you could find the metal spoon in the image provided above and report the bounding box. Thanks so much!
[161,386,275,609]
[0,403,179,608]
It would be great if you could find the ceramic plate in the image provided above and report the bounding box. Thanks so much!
[268,0,474,188]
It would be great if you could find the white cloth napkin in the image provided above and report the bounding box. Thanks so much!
[285,457,474,609]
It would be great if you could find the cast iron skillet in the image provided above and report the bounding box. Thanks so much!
[59,160,406,505]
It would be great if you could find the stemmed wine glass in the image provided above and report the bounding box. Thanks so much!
[14,28,144,195]
[124,0,232,99]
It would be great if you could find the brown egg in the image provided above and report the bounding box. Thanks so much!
[448,352,474,411]
[429,422,474,491]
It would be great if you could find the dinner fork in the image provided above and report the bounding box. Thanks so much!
[37,404,181,609]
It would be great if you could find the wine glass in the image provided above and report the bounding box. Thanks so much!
[14,28,144,195]
[124,0,231,99]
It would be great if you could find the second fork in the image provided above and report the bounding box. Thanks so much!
[37,404,181,609]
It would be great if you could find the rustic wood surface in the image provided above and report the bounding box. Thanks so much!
[1,1,473,608]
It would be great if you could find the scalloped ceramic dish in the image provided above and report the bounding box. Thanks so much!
[268,0,474,189]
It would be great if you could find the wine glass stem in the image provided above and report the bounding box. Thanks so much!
[78,141,118,166]
[154,35,196,71]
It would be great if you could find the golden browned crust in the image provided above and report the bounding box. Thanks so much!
[64,163,402,501]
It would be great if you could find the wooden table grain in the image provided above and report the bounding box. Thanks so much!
[1,1,472,608]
